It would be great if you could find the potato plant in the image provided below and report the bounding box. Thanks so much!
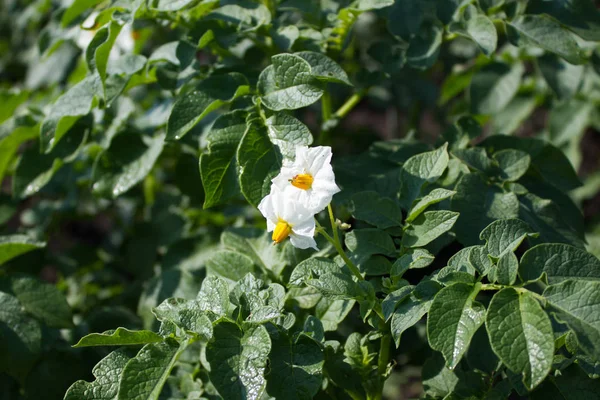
[2,0,600,399]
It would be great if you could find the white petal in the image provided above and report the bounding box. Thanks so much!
[258,191,278,225]
[313,167,340,195]
[305,191,333,214]
[294,215,315,232]
[266,219,276,232]
[271,165,299,191]
[289,231,318,250]
[304,146,333,176]
[280,189,317,224]
[293,146,311,170]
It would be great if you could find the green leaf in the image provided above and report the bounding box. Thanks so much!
[496,251,519,285]
[0,120,39,184]
[453,147,494,173]
[152,298,214,339]
[402,210,459,248]
[451,174,519,245]
[345,228,395,257]
[387,0,424,40]
[0,235,45,265]
[167,73,249,140]
[151,0,198,11]
[470,62,524,115]
[406,21,443,70]
[382,285,414,321]
[391,280,441,346]
[479,218,538,258]
[447,246,477,274]
[491,94,538,135]
[86,21,122,87]
[237,120,281,207]
[538,54,584,99]
[527,0,600,41]
[483,137,581,192]
[289,257,339,286]
[391,248,435,278]
[206,250,254,282]
[61,0,104,26]
[307,272,362,300]
[450,12,498,56]
[427,283,485,369]
[206,322,271,400]
[493,149,531,182]
[207,1,271,30]
[407,188,456,222]
[221,229,286,278]
[544,280,600,359]
[466,326,500,375]
[259,54,324,111]
[92,133,165,198]
[295,51,352,86]
[265,112,313,159]
[0,292,41,381]
[507,15,584,65]
[519,193,585,248]
[469,246,492,276]
[351,191,402,229]
[548,99,592,146]
[196,275,230,317]
[486,288,554,389]
[200,110,247,208]
[73,328,163,348]
[138,269,201,329]
[14,118,89,198]
[117,339,185,400]
[519,243,600,284]
[531,363,600,400]
[11,275,73,328]
[399,144,449,209]
[40,75,99,152]
[266,328,324,400]
[357,0,394,11]
[422,352,458,398]
[316,298,355,331]
[65,348,135,400]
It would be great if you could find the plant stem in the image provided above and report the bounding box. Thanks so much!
[319,204,363,281]
[334,89,367,119]
[374,334,392,400]
[377,334,391,376]
[322,90,332,122]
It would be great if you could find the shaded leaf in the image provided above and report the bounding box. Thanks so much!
[486,288,554,389]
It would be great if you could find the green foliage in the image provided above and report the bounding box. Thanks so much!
[2,0,600,398]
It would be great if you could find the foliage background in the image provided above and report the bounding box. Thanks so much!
[2,0,600,399]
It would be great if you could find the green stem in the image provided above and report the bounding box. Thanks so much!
[322,90,332,122]
[377,334,391,376]
[334,89,367,119]
[373,334,392,400]
[317,205,363,281]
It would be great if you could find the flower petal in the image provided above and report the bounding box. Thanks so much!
[271,165,299,192]
[303,146,333,176]
[290,232,318,250]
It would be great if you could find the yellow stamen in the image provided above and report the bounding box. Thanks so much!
[290,173,314,190]
[272,220,292,244]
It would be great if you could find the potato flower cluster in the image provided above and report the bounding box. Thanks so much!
[258,146,340,249]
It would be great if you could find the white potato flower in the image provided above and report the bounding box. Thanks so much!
[271,146,340,213]
[258,186,318,250]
